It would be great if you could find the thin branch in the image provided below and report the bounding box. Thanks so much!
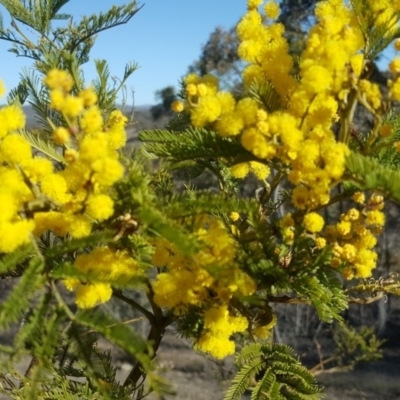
[69,5,144,54]
[347,292,385,304]
[268,295,311,305]
[268,293,387,305]
[112,290,155,324]
[51,280,75,321]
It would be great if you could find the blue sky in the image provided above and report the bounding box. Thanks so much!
[0,0,246,106]
[0,0,395,106]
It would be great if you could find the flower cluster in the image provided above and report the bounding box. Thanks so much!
[194,305,248,359]
[0,69,138,308]
[151,215,255,358]
[0,87,33,252]
[64,246,141,308]
[0,70,128,254]
[174,0,359,210]
[170,0,398,282]
[323,193,385,278]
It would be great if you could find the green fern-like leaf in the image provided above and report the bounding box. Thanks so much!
[224,358,267,400]
[0,244,32,276]
[19,129,65,162]
[225,343,323,400]
[75,308,150,366]
[140,127,248,162]
[250,368,280,400]
[294,269,347,323]
[248,79,286,113]
[164,191,259,220]
[0,257,45,330]
[345,151,400,203]
[44,230,114,261]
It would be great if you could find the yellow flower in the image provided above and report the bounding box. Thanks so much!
[230,163,250,178]
[62,95,84,118]
[67,214,92,238]
[21,157,54,183]
[264,1,280,19]
[41,174,70,204]
[91,157,124,187]
[365,210,385,227]
[292,186,310,210]
[33,211,69,237]
[53,127,70,145]
[44,69,74,91]
[171,100,184,112]
[85,194,114,221]
[0,104,26,139]
[216,92,235,114]
[390,57,400,74]
[191,95,222,127]
[74,246,140,282]
[214,113,244,136]
[195,332,235,359]
[336,220,351,236]
[74,282,112,309]
[64,149,79,163]
[50,89,65,111]
[303,212,324,233]
[352,192,365,204]
[247,0,262,9]
[0,191,18,222]
[315,237,326,249]
[229,212,240,222]
[302,65,332,94]
[280,213,294,228]
[63,278,80,291]
[0,134,32,164]
[80,106,103,134]
[249,161,270,179]
[197,83,208,97]
[184,73,201,85]
[195,305,248,359]
[0,220,34,253]
[236,97,259,126]
[79,87,98,107]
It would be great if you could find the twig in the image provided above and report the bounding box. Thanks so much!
[113,290,155,324]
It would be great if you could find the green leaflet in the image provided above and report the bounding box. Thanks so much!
[345,151,400,203]
[75,308,150,363]
[0,257,45,330]
[19,129,65,162]
[294,269,348,323]
[225,343,323,400]
[140,126,247,161]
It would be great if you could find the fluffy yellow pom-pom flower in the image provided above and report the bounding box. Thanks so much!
[0,134,31,163]
[303,212,324,233]
[85,194,114,221]
[171,100,184,112]
[74,282,112,309]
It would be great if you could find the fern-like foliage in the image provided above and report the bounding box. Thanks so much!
[294,268,348,323]
[0,257,45,330]
[345,151,400,203]
[248,79,286,113]
[20,128,65,162]
[140,127,251,162]
[163,191,259,219]
[224,343,323,400]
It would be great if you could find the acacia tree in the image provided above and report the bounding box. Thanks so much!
[1,0,400,399]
